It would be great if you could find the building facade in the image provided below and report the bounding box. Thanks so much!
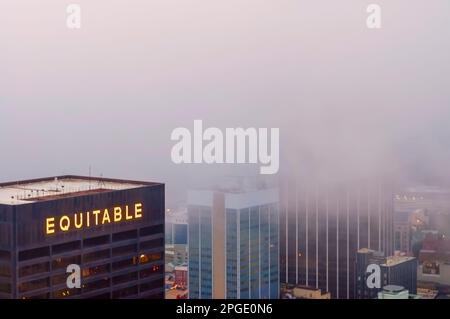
[356,249,417,299]
[0,176,165,299]
[280,177,394,299]
[188,188,279,299]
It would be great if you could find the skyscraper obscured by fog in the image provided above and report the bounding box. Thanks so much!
[188,180,279,299]
[280,174,394,299]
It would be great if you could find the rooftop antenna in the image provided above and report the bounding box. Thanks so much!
[98,172,106,189]
[89,165,92,190]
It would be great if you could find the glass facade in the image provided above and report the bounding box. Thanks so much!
[188,191,279,299]
[280,178,394,299]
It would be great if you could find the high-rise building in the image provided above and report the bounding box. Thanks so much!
[165,208,188,245]
[165,207,188,267]
[188,187,279,299]
[280,177,394,299]
[0,176,165,299]
[356,249,417,299]
[394,211,412,254]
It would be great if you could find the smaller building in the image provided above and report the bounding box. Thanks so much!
[356,249,417,299]
[417,232,450,287]
[174,264,188,288]
[281,284,330,299]
[378,285,420,299]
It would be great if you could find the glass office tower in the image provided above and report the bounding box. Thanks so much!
[188,187,279,299]
[280,175,394,299]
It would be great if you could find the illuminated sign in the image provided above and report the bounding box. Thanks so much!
[45,203,143,235]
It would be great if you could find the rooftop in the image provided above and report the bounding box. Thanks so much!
[382,255,416,267]
[0,175,157,205]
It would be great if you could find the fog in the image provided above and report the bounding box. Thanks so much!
[1,1,450,204]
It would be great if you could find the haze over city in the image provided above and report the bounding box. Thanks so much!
[2,0,450,205]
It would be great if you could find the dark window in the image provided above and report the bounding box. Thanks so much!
[0,264,11,277]
[140,265,163,278]
[112,230,137,242]
[83,249,110,263]
[112,271,138,285]
[140,224,164,237]
[19,262,50,278]
[83,278,110,293]
[140,279,162,292]
[25,292,50,299]
[18,247,50,262]
[84,235,109,248]
[142,292,164,299]
[52,255,81,270]
[89,292,110,299]
[112,285,138,299]
[140,238,164,250]
[19,277,50,293]
[52,241,81,254]
[112,258,137,271]
[0,250,10,261]
[0,282,11,293]
[52,273,68,286]
[112,244,137,257]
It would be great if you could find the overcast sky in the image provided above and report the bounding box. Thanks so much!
[1,1,450,203]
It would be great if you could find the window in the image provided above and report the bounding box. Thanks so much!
[140,238,164,250]
[52,255,81,270]
[140,279,162,292]
[52,241,81,254]
[52,273,68,286]
[112,285,138,299]
[19,262,50,278]
[89,292,110,299]
[140,265,163,278]
[140,225,164,237]
[24,292,50,299]
[53,288,80,299]
[142,292,164,299]
[0,264,11,277]
[139,252,163,264]
[112,244,137,257]
[112,230,137,242]
[18,247,50,262]
[112,258,137,271]
[0,282,11,293]
[82,264,110,278]
[83,278,110,293]
[84,235,109,248]
[83,249,110,263]
[112,272,138,285]
[0,250,10,261]
[19,278,50,293]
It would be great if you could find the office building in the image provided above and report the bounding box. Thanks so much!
[0,176,165,299]
[280,176,394,299]
[188,187,279,299]
[356,249,417,299]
